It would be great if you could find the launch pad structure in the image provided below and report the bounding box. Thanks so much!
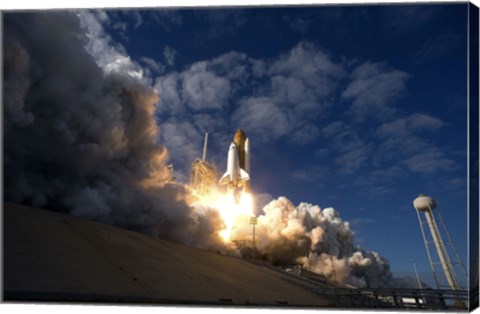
[190,133,217,195]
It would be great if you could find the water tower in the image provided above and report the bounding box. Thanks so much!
[413,194,467,290]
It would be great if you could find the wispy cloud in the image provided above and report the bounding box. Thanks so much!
[163,46,176,67]
[377,113,444,138]
[349,217,376,227]
[291,166,330,184]
[131,11,143,28]
[140,56,165,76]
[342,61,409,122]
[322,121,348,137]
[321,121,372,175]
[77,10,146,81]
[291,124,320,144]
[287,16,312,35]
[405,148,458,174]
[383,5,435,32]
[193,9,247,39]
[335,144,370,175]
[414,32,460,62]
[99,10,145,42]
[149,9,183,32]
[374,113,452,176]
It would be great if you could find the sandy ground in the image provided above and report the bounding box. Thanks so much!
[4,203,333,307]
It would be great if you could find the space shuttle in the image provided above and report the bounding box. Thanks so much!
[219,128,250,192]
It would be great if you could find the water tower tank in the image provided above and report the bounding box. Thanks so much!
[413,193,466,291]
[413,194,437,212]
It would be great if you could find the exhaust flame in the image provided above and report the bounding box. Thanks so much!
[190,188,254,243]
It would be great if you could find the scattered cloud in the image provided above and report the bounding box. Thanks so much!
[149,9,183,32]
[321,121,372,175]
[322,121,348,138]
[374,113,449,173]
[193,9,247,39]
[233,96,289,141]
[349,217,376,228]
[288,17,312,35]
[233,42,345,144]
[342,62,409,122]
[414,32,460,62]
[351,166,406,197]
[77,10,146,81]
[163,46,176,67]
[152,53,255,171]
[384,5,435,32]
[154,72,184,116]
[140,56,165,76]
[161,119,204,168]
[335,144,370,175]
[112,21,128,32]
[129,33,456,190]
[270,41,345,98]
[377,113,444,138]
[152,41,349,175]
[131,10,143,28]
[291,166,330,185]
[291,124,320,144]
[405,148,458,174]
[99,10,143,43]
[181,62,231,111]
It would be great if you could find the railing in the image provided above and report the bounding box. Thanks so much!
[308,287,469,310]
[244,259,470,310]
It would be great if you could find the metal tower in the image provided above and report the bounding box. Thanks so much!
[190,133,217,195]
[413,194,467,290]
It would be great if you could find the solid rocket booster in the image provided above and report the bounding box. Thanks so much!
[219,128,250,191]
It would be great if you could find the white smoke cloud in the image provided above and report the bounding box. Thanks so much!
[233,196,412,288]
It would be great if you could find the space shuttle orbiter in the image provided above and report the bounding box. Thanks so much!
[219,128,250,192]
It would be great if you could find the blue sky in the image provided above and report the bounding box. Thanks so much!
[80,4,470,285]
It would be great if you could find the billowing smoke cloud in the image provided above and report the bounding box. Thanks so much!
[3,12,223,249]
[235,197,415,288]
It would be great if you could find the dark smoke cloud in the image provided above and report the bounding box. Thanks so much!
[3,12,222,248]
